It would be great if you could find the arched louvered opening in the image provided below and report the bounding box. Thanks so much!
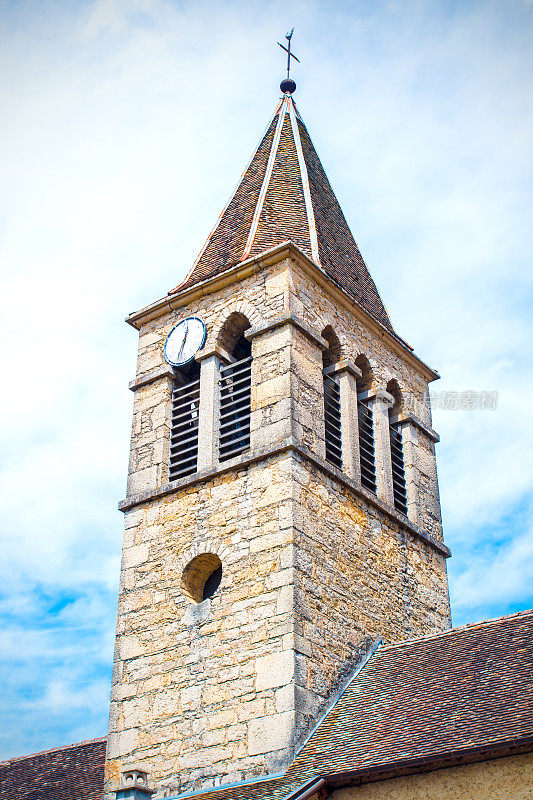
[169,359,201,480]
[355,355,376,493]
[218,314,252,462]
[322,327,342,469]
[387,380,408,515]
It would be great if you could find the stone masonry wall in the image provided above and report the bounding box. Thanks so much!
[291,454,450,736]
[107,249,451,796]
[106,452,450,798]
[107,454,300,798]
[287,259,444,539]
[126,254,443,537]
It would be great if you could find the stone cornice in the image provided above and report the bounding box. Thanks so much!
[245,311,328,350]
[195,344,233,363]
[125,242,439,384]
[119,439,451,558]
[323,360,362,379]
[128,363,175,392]
[390,411,440,443]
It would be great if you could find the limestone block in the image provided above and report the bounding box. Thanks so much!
[237,699,266,723]
[208,708,237,729]
[107,728,139,758]
[247,710,296,756]
[127,465,158,495]
[255,650,294,691]
[124,509,144,529]
[180,685,202,712]
[122,543,149,570]
[266,567,295,589]
[119,635,143,660]
[265,268,288,298]
[250,531,291,554]
[276,585,293,614]
[252,376,288,409]
[275,683,295,713]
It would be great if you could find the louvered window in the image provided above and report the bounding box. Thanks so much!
[169,374,200,480]
[390,423,408,515]
[219,355,252,462]
[323,373,342,469]
[358,397,377,493]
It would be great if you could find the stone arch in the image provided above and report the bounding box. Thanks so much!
[321,325,342,368]
[207,300,261,352]
[386,378,403,416]
[354,353,374,392]
[216,311,251,357]
[179,539,231,572]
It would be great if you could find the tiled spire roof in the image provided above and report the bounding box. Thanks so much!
[172,95,394,333]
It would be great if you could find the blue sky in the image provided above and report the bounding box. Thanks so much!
[1,0,532,760]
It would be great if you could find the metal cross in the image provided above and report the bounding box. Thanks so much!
[278,28,300,79]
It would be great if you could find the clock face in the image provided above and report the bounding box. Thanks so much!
[164,317,207,367]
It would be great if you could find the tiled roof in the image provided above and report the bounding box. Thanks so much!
[5,611,532,800]
[175,609,533,800]
[172,95,394,334]
[0,737,106,800]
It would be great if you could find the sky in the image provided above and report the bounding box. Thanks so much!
[0,0,532,761]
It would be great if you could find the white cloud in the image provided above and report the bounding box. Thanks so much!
[0,0,532,757]
[451,519,533,610]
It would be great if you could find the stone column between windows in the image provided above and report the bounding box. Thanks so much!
[323,360,362,482]
[245,314,327,457]
[359,388,395,506]
[195,345,231,472]
[390,412,440,527]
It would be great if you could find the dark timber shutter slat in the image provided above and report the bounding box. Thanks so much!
[219,356,252,461]
[390,423,408,515]
[324,373,342,469]
[169,377,200,480]
[358,398,376,493]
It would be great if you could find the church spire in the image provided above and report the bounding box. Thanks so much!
[172,86,393,334]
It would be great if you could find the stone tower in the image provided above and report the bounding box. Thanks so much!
[105,89,451,799]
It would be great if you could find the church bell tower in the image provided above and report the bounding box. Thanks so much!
[105,75,451,798]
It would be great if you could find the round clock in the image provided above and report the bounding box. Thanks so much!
[164,317,207,367]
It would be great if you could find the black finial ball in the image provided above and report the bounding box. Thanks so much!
[280,78,296,94]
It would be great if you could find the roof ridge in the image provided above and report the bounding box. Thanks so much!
[287,97,319,264]
[241,99,288,260]
[0,736,106,766]
[378,608,533,652]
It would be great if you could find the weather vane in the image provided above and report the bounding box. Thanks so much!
[278,28,300,94]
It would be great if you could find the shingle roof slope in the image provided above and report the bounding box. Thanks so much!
[0,737,106,800]
[5,611,532,800]
[178,609,533,800]
[172,95,393,334]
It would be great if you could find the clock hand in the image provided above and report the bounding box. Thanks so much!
[177,321,188,362]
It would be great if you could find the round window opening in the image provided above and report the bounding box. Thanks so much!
[181,553,222,604]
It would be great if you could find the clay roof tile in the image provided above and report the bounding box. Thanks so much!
[171,96,393,334]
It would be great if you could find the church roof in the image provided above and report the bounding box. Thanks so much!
[0,737,106,800]
[171,94,394,334]
[4,610,533,799]
[172,608,533,800]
